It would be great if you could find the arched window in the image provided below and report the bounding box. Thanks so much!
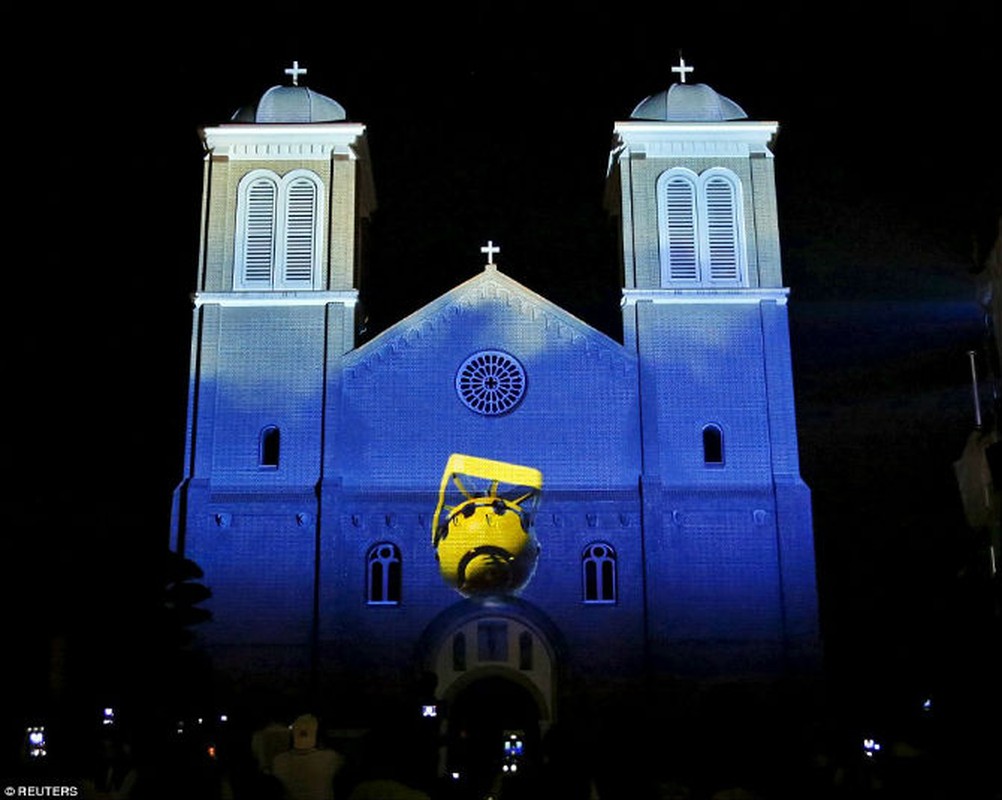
[282,176,319,285]
[240,177,277,286]
[582,542,617,604]
[657,167,746,287]
[452,633,467,671]
[259,426,280,468]
[235,169,324,290]
[659,170,699,282]
[703,424,724,465]
[518,631,533,670]
[477,621,508,662]
[701,173,741,282]
[367,543,401,606]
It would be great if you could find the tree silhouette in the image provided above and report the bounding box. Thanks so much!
[160,549,212,648]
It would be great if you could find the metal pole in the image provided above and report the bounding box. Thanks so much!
[968,350,982,429]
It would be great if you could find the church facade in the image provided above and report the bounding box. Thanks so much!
[170,70,819,726]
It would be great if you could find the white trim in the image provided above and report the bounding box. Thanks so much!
[614,121,777,139]
[621,288,788,305]
[203,123,367,161]
[615,121,778,133]
[611,121,778,162]
[194,290,359,308]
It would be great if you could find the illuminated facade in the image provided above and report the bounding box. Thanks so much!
[171,75,819,723]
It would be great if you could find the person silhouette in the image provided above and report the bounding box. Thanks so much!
[272,714,344,800]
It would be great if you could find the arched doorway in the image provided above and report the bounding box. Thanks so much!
[446,674,542,798]
[416,598,565,796]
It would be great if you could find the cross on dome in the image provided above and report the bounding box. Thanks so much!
[480,240,500,268]
[671,54,694,84]
[284,60,308,86]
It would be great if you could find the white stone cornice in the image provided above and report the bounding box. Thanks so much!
[611,120,778,160]
[621,287,789,306]
[202,123,367,161]
[194,290,359,308]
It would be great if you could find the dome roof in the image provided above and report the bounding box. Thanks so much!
[230,85,347,123]
[630,82,747,122]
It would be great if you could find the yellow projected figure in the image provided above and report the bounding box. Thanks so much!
[432,454,542,595]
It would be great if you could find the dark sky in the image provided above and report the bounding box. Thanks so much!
[7,3,1000,724]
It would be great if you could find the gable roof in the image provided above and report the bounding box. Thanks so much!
[345,267,632,374]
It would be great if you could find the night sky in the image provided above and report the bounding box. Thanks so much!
[7,2,1000,739]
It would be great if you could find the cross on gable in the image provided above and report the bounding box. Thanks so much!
[284,60,308,86]
[671,54,694,84]
[480,240,500,268]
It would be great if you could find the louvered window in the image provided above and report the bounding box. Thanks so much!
[702,176,740,282]
[657,167,745,287]
[242,179,277,286]
[663,176,699,281]
[283,178,317,286]
[235,169,324,290]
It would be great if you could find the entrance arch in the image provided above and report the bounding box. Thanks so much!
[416,597,565,793]
[446,673,542,795]
[416,598,563,725]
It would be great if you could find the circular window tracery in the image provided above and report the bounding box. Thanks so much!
[455,350,526,416]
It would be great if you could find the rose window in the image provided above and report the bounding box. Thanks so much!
[455,351,526,415]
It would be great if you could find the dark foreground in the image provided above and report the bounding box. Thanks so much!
[5,679,999,800]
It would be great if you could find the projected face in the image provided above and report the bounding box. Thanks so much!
[432,454,542,596]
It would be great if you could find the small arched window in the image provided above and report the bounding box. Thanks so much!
[260,426,280,468]
[367,543,401,606]
[703,424,724,465]
[582,542,617,604]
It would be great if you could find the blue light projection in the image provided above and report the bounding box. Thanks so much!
[173,280,819,678]
[170,73,820,691]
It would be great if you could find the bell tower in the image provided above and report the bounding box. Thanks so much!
[607,61,819,671]
[171,66,375,673]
